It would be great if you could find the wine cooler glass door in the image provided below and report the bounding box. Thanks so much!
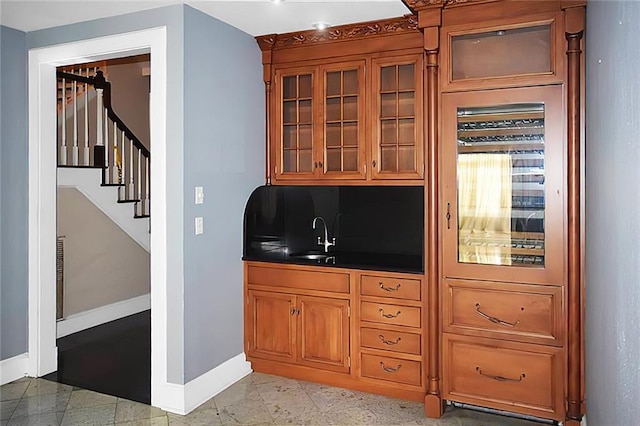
[442,85,564,285]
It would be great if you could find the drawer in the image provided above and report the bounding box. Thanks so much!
[246,264,349,293]
[361,301,421,328]
[361,327,421,355]
[361,274,421,301]
[443,334,564,420]
[361,353,422,386]
[444,279,563,345]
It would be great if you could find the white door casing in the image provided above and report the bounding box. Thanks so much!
[27,27,175,407]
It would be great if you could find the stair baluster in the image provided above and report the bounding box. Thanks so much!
[60,78,67,165]
[72,80,79,165]
[119,132,126,201]
[128,136,135,200]
[112,122,119,184]
[83,68,90,165]
[144,157,150,217]
[104,108,109,183]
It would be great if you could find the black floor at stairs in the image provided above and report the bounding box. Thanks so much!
[43,310,151,404]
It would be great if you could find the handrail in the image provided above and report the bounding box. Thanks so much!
[57,70,150,158]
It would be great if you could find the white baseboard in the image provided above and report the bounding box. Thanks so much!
[57,293,150,338]
[581,414,587,426]
[0,353,29,385]
[153,353,252,415]
[184,353,252,414]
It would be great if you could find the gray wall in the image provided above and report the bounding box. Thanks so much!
[182,5,264,382]
[27,5,186,383]
[586,2,640,424]
[0,25,28,361]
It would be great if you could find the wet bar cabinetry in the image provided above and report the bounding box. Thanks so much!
[257,16,424,184]
[250,1,586,424]
[407,0,585,424]
[244,262,427,402]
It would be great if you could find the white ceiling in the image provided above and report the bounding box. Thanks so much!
[0,0,412,36]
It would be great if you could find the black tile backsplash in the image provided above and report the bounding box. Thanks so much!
[243,185,424,272]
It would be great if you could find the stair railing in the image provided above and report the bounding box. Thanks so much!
[57,70,150,218]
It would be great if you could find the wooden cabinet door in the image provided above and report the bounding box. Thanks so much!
[297,296,350,373]
[441,85,564,285]
[371,55,424,180]
[247,290,296,363]
[273,67,318,180]
[319,62,366,180]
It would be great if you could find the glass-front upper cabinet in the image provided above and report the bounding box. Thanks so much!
[275,67,316,179]
[442,85,564,285]
[273,62,365,181]
[320,62,366,179]
[371,55,423,180]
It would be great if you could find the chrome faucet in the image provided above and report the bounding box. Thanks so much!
[312,216,335,253]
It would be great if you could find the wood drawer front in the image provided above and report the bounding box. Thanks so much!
[247,265,349,293]
[361,302,421,328]
[444,280,563,345]
[361,353,422,386]
[360,327,421,355]
[443,335,563,420]
[361,275,421,301]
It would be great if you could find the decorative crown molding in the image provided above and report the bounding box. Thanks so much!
[256,34,276,51]
[404,0,495,11]
[259,14,419,50]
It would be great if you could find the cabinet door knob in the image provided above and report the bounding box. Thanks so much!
[372,160,377,168]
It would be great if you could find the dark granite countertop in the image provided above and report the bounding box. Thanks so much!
[243,250,423,274]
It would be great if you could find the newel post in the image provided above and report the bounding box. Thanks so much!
[563,3,586,425]
[92,70,108,168]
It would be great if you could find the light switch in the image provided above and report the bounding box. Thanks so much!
[195,186,204,204]
[195,217,204,235]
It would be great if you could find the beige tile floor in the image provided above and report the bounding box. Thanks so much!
[1,373,545,425]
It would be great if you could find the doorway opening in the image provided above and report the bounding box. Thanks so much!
[45,55,152,403]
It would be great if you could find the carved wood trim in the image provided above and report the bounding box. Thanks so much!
[256,15,419,50]
[404,0,498,12]
[256,34,276,52]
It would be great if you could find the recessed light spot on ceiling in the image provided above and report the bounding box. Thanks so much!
[312,22,332,31]
[270,0,284,4]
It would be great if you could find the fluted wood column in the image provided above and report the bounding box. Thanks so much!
[423,22,443,418]
[564,4,585,425]
[257,35,276,185]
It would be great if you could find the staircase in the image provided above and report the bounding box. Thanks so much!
[57,68,150,220]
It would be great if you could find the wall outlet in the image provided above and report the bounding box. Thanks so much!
[195,217,204,235]
[195,186,204,204]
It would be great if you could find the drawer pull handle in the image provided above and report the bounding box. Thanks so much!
[379,282,401,292]
[379,308,401,318]
[380,362,402,373]
[475,303,520,327]
[476,367,525,382]
[378,335,401,345]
